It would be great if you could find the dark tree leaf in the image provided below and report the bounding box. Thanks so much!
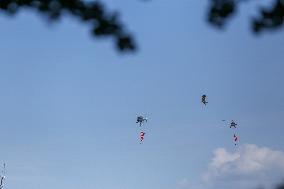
[0,0,136,52]
[207,0,284,33]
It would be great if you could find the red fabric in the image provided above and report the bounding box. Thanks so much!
[234,134,238,141]
[140,132,145,141]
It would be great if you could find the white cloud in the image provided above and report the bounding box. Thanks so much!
[203,144,284,189]
[177,178,191,188]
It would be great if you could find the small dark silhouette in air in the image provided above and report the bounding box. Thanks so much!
[201,95,208,106]
[0,163,5,189]
[230,120,237,128]
[136,116,147,126]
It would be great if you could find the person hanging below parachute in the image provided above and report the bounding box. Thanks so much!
[0,164,6,189]
[140,131,145,143]
[136,116,148,126]
[201,95,208,106]
[230,120,237,128]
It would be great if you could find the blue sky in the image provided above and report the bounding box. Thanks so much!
[0,0,284,189]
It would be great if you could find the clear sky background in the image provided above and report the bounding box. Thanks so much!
[0,1,284,189]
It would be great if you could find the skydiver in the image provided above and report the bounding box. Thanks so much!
[201,95,208,106]
[230,120,237,128]
[136,116,147,126]
[0,176,4,189]
[136,116,142,123]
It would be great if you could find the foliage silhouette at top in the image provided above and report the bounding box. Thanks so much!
[276,183,284,189]
[0,0,136,52]
[208,0,284,33]
[1,0,284,53]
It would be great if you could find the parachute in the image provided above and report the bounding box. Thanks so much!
[140,132,145,143]
[233,134,239,146]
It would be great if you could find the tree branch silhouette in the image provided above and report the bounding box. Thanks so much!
[207,0,284,33]
[0,0,136,52]
[1,0,284,53]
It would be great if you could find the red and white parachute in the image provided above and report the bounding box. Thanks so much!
[140,132,145,142]
[233,134,239,146]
